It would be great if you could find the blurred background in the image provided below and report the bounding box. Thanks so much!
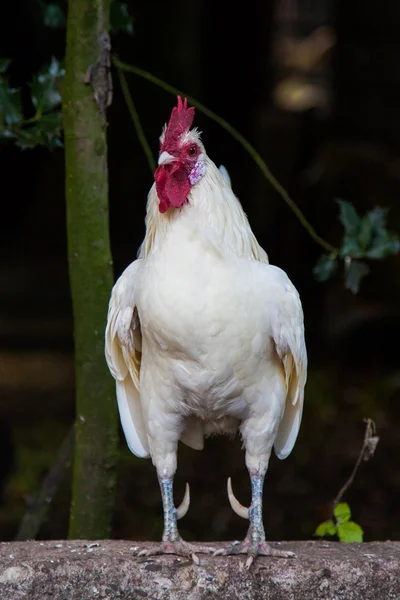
[0,0,400,544]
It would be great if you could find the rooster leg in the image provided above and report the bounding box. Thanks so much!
[160,477,184,542]
[216,470,295,568]
[136,477,215,564]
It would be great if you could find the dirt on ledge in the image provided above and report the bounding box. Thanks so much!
[0,539,399,599]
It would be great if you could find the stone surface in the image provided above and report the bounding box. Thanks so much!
[0,540,399,599]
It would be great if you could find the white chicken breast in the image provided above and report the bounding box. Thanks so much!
[105,97,307,567]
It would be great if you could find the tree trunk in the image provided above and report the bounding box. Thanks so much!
[62,0,119,538]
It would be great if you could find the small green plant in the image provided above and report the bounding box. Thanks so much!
[314,419,379,543]
[315,502,364,543]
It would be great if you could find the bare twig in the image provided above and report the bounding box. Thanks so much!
[15,426,75,541]
[112,56,339,256]
[333,418,379,507]
[116,66,156,173]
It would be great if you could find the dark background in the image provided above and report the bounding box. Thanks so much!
[0,0,399,543]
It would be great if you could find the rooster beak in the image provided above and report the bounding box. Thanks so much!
[158,151,177,166]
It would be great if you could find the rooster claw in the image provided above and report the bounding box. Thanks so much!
[133,540,216,565]
[214,540,296,569]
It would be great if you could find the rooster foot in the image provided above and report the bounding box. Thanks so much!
[214,539,296,569]
[135,540,216,565]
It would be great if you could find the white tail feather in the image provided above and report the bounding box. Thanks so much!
[116,378,150,458]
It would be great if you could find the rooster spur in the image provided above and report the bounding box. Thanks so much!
[105,97,307,567]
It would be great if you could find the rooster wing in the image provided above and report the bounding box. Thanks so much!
[105,259,149,458]
[267,266,307,459]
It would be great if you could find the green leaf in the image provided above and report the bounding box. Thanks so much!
[366,224,400,258]
[338,200,360,235]
[16,111,63,150]
[0,58,11,74]
[366,236,400,259]
[314,519,337,538]
[313,253,338,282]
[31,57,65,113]
[337,521,364,543]
[333,502,351,525]
[43,3,66,28]
[0,78,22,125]
[368,206,388,233]
[340,235,363,259]
[0,128,17,141]
[344,260,370,293]
[110,1,134,35]
[359,215,373,250]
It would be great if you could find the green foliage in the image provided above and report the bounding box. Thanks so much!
[314,519,336,537]
[313,253,337,282]
[31,56,64,113]
[43,3,66,28]
[0,77,22,126]
[344,259,370,295]
[338,200,400,260]
[41,1,133,34]
[0,1,133,152]
[16,112,64,150]
[0,58,64,149]
[334,502,351,524]
[314,200,400,292]
[337,521,364,543]
[314,502,364,543]
[0,58,11,73]
[110,1,134,35]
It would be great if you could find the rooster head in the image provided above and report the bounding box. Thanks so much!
[154,96,206,213]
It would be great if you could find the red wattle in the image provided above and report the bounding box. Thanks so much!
[155,163,190,213]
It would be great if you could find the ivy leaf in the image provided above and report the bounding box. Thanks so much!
[368,206,388,232]
[16,111,63,150]
[43,3,66,28]
[31,57,65,113]
[0,128,17,141]
[344,260,370,294]
[340,235,363,259]
[337,521,364,543]
[35,110,63,146]
[338,200,360,236]
[110,1,134,35]
[313,253,338,282]
[363,206,400,258]
[359,215,373,250]
[333,502,351,525]
[314,519,337,538]
[0,58,11,74]
[0,78,22,125]
[366,231,400,259]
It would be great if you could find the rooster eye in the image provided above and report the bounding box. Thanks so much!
[187,145,197,156]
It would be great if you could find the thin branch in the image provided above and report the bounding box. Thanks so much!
[15,426,75,541]
[333,418,378,506]
[116,66,156,173]
[113,56,339,256]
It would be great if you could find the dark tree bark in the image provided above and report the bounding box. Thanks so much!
[62,0,119,538]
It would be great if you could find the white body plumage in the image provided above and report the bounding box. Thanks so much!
[105,154,307,481]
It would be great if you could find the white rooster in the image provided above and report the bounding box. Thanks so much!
[105,97,307,567]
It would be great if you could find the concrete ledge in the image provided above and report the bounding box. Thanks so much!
[0,540,399,599]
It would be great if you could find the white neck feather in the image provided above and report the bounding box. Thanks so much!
[139,156,268,264]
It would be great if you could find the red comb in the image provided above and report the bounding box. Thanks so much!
[162,96,195,151]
